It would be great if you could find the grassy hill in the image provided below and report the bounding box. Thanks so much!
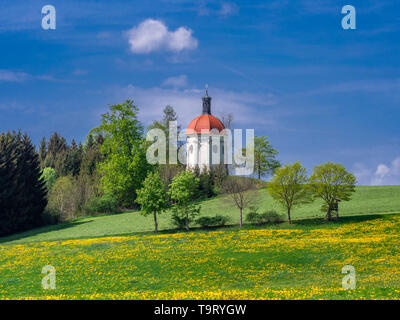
[0,185,399,300]
[0,213,399,299]
[2,185,400,244]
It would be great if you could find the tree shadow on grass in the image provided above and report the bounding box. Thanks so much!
[292,214,386,227]
[0,220,92,244]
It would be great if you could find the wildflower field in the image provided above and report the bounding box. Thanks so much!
[0,213,399,300]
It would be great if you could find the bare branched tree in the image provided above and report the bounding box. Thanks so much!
[222,176,257,228]
[220,112,234,129]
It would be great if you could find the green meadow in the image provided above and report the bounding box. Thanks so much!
[2,185,399,244]
[0,185,399,300]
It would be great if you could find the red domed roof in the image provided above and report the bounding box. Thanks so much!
[186,114,225,134]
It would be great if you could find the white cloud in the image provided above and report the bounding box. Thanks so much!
[371,157,400,185]
[218,2,239,16]
[304,79,400,96]
[126,19,198,54]
[0,70,30,82]
[197,2,239,16]
[162,75,188,88]
[108,85,277,128]
[0,69,65,83]
[354,157,400,185]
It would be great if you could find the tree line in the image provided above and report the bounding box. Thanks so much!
[0,98,356,236]
[0,100,229,235]
[0,132,47,235]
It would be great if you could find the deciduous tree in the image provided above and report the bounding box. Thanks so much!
[252,135,280,180]
[91,100,151,207]
[267,162,311,224]
[168,171,200,231]
[41,167,57,192]
[136,171,168,232]
[308,162,356,221]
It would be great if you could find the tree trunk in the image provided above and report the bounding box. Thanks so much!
[153,211,158,233]
[239,208,243,228]
[326,208,332,221]
[287,207,291,224]
[185,208,189,231]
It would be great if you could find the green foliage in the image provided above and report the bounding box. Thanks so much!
[193,167,214,198]
[267,161,312,224]
[91,100,152,207]
[246,207,283,225]
[171,205,201,230]
[170,210,190,230]
[84,194,119,215]
[40,134,84,177]
[38,137,47,169]
[60,139,83,176]
[169,171,200,230]
[42,132,67,173]
[40,167,57,192]
[196,215,230,229]
[243,135,280,180]
[135,171,168,232]
[169,171,199,205]
[47,176,77,222]
[158,163,185,193]
[80,134,103,176]
[147,105,183,193]
[192,165,227,199]
[147,105,180,163]
[254,135,280,179]
[308,162,357,221]
[46,172,102,222]
[0,131,47,236]
[40,208,60,226]
[1,186,399,243]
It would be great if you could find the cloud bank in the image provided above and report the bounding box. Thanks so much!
[0,70,30,82]
[126,19,198,54]
[162,75,188,88]
[354,157,400,185]
[108,84,277,129]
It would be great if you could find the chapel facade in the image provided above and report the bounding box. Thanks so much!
[185,88,226,172]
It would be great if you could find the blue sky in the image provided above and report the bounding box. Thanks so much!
[1,0,400,185]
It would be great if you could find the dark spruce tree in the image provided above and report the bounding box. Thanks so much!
[0,131,47,236]
[44,132,67,172]
[0,132,19,236]
[38,136,47,169]
[61,138,82,176]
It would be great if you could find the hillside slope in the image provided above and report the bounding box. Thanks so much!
[1,213,400,299]
[1,185,400,244]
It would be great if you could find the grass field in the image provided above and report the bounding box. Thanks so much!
[0,185,399,300]
[2,185,400,244]
[0,214,399,299]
